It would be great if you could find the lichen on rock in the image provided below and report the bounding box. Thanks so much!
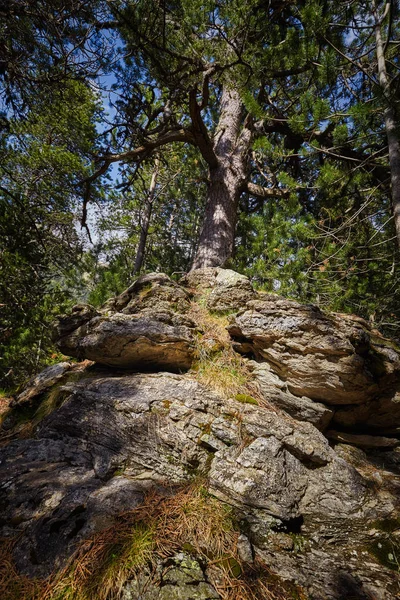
[1,269,400,600]
[54,273,198,371]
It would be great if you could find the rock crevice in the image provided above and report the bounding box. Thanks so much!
[1,270,400,600]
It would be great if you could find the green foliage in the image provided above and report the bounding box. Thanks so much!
[0,80,101,389]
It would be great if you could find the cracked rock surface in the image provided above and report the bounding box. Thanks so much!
[121,553,220,600]
[229,295,400,442]
[1,371,399,598]
[54,273,197,371]
[2,270,400,600]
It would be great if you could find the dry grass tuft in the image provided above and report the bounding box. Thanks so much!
[0,481,304,600]
[188,303,274,409]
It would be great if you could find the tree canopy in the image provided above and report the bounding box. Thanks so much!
[1,0,400,388]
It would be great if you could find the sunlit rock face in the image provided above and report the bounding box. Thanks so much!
[228,294,400,440]
[1,270,400,600]
[182,267,256,313]
[54,273,197,372]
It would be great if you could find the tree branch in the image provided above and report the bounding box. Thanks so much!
[79,128,197,231]
[246,181,290,199]
[98,129,196,165]
[189,89,219,168]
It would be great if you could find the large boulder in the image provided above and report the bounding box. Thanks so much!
[0,371,399,598]
[54,274,197,371]
[0,373,219,576]
[228,296,400,405]
[228,296,400,446]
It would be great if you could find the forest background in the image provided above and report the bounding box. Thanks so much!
[1,0,399,389]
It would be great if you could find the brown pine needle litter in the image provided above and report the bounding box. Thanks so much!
[0,481,306,600]
[0,304,302,600]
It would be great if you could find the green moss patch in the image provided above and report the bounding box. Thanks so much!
[235,394,259,405]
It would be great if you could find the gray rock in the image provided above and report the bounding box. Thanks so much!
[182,268,256,313]
[121,554,220,599]
[13,362,71,406]
[181,268,221,289]
[228,297,400,405]
[237,533,253,563]
[3,275,400,599]
[58,312,196,370]
[54,273,197,371]
[249,361,334,430]
[208,431,367,521]
[1,371,399,597]
[103,273,191,314]
[0,373,223,576]
[206,270,256,313]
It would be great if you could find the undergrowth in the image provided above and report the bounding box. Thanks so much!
[0,481,305,600]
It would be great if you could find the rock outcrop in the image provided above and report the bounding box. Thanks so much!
[183,267,256,313]
[229,294,400,441]
[54,273,197,371]
[1,270,400,600]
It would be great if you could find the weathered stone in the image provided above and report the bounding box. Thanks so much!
[327,430,400,448]
[3,271,400,600]
[103,273,191,314]
[182,268,256,313]
[54,273,196,371]
[181,268,221,289]
[206,272,255,314]
[0,370,399,597]
[56,273,195,371]
[249,361,334,430]
[121,554,220,599]
[228,296,400,406]
[0,374,215,575]
[13,362,71,406]
[209,433,366,521]
[122,273,192,315]
[57,312,196,370]
[237,533,253,563]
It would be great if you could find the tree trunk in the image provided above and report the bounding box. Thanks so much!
[374,2,400,249]
[191,86,252,269]
[133,158,159,275]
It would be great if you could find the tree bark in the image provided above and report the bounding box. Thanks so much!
[191,86,252,269]
[374,1,400,249]
[133,158,159,275]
